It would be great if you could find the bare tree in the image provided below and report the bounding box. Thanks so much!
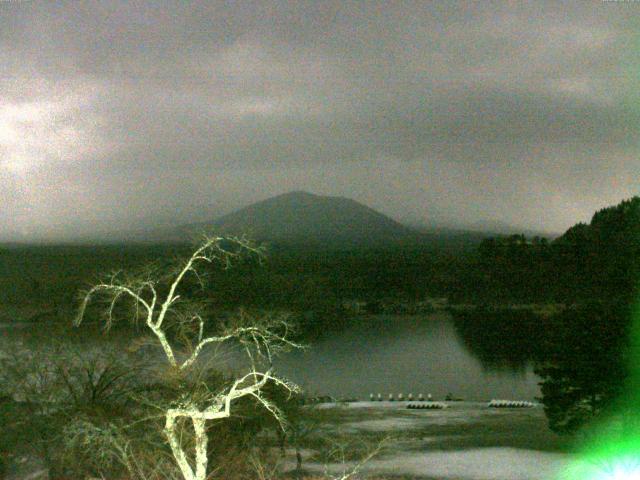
[75,236,302,480]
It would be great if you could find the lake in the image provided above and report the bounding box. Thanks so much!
[275,313,541,401]
[0,312,541,403]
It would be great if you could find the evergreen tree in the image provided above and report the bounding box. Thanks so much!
[535,302,630,435]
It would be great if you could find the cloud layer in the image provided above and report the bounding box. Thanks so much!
[1,1,638,241]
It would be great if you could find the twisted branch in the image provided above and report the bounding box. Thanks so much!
[76,235,301,480]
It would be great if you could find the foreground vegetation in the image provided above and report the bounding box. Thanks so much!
[0,237,389,480]
[0,336,369,480]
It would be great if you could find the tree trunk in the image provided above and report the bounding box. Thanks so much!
[296,447,303,476]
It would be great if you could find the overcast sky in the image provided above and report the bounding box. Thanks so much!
[1,0,638,241]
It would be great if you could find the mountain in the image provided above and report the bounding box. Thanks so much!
[409,218,558,240]
[177,191,420,247]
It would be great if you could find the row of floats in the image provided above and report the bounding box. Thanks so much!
[407,402,448,409]
[406,400,535,410]
[368,393,536,409]
[487,399,536,408]
[405,399,536,409]
[369,393,434,402]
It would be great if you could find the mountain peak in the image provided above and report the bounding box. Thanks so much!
[181,192,418,247]
[277,190,317,198]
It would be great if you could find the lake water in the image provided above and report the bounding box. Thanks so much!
[274,313,541,402]
[0,313,541,402]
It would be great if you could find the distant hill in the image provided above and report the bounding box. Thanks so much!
[177,191,421,248]
[553,196,640,261]
[411,219,558,241]
[554,196,640,246]
[552,196,640,297]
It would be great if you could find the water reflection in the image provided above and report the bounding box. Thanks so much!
[450,308,550,372]
[1,313,542,402]
[274,313,541,401]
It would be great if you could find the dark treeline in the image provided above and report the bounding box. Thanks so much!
[0,241,471,336]
[464,196,640,304]
[3,198,639,332]
[2,197,638,318]
[199,245,470,338]
[0,244,188,322]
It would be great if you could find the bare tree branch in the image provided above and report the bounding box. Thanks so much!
[76,235,301,480]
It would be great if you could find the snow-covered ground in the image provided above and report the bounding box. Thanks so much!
[303,448,571,480]
[4,401,619,480]
[287,401,578,480]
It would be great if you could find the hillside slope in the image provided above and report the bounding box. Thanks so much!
[180,191,420,247]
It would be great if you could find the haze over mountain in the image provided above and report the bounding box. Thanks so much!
[165,191,557,250]
[3,190,555,247]
[417,219,560,240]
[177,191,420,247]
[6,191,556,247]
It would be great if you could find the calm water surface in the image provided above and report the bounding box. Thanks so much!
[274,313,540,401]
[0,313,541,402]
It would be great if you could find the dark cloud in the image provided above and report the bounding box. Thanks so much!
[1,0,638,241]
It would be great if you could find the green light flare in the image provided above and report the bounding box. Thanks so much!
[560,429,640,479]
[558,300,640,480]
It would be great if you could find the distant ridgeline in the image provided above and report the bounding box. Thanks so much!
[466,196,640,303]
